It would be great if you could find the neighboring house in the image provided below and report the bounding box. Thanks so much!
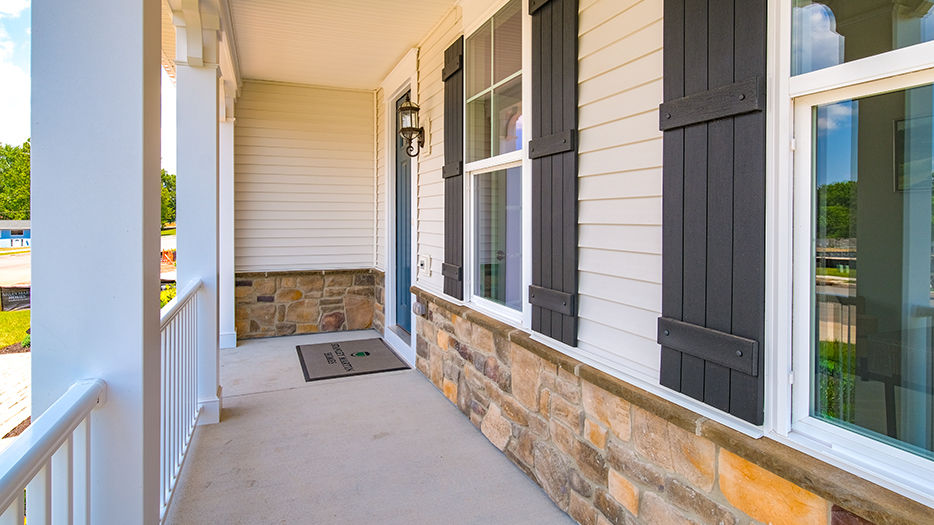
[10,0,933,523]
[0,221,30,248]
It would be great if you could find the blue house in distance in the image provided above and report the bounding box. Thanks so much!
[0,220,31,248]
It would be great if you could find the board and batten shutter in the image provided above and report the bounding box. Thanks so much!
[528,0,579,347]
[657,0,767,425]
[442,36,465,300]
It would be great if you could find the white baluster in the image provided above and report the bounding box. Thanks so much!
[0,491,25,525]
[51,436,73,525]
[73,419,90,525]
[26,461,52,525]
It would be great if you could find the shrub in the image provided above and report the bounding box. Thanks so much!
[160,284,177,308]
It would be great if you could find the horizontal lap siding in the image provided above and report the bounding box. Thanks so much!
[376,89,387,270]
[234,81,375,272]
[415,7,462,294]
[576,0,663,383]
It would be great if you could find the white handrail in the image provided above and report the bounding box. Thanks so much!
[159,278,203,521]
[160,279,203,330]
[0,379,105,513]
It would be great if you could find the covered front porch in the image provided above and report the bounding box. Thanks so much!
[6,0,932,523]
[164,331,571,524]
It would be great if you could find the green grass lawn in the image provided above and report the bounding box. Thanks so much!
[0,310,30,347]
[816,267,855,279]
[161,228,176,236]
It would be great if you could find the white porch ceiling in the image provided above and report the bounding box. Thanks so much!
[228,0,459,90]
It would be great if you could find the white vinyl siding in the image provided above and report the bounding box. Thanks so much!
[409,1,663,379]
[234,80,375,272]
[375,88,387,270]
[415,6,463,293]
[575,0,664,382]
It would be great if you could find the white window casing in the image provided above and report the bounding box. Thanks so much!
[768,0,934,506]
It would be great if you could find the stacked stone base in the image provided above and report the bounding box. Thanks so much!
[235,269,384,339]
[412,288,928,525]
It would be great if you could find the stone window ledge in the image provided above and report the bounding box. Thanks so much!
[411,286,932,525]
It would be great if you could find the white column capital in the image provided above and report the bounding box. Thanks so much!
[169,0,220,67]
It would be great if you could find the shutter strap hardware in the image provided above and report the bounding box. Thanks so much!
[656,317,759,376]
[659,76,765,131]
[529,285,576,316]
[442,54,462,81]
[442,161,463,179]
[529,129,577,159]
[441,263,463,281]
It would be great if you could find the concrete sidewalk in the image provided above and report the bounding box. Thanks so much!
[165,332,573,524]
[0,353,30,454]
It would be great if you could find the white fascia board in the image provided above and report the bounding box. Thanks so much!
[218,0,242,91]
[379,49,419,101]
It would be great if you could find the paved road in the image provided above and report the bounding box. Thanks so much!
[0,252,30,287]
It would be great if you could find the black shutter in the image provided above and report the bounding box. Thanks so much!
[657,0,767,425]
[442,37,464,300]
[529,0,579,347]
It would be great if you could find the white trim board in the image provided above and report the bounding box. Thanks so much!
[379,49,420,359]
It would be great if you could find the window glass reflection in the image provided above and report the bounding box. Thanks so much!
[466,22,492,99]
[475,167,522,310]
[494,0,522,83]
[493,76,522,157]
[465,0,522,162]
[793,1,934,75]
[813,83,934,458]
[467,92,492,162]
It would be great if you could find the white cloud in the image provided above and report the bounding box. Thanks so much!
[817,101,855,132]
[0,0,28,18]
[793,4,844,75]
[0,24,29,145]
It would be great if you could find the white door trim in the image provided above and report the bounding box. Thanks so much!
[379,49,419,365]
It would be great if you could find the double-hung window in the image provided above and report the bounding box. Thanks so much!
[784,1,934,501]
[464,0,524,318]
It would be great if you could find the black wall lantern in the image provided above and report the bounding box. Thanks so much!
[398,96,425,157]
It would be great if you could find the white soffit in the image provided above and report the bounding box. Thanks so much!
[228,0,458,90]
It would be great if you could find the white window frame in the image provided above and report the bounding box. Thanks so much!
[768,0,934,506]
[462,0,532,327]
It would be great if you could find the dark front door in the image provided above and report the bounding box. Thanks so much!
[395,92,413,333]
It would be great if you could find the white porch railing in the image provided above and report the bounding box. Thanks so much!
[0,379,106,525]
[160,278,203,520]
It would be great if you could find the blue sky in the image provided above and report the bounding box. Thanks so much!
[0,0,177,171]
[0,0,30,146]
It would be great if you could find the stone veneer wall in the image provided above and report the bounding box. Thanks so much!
[235,269,384,339]
[373,270,385,334]
[411,288,930,525]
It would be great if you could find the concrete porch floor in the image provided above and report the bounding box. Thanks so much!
[165,330,573,524]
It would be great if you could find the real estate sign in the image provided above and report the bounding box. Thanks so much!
[0,287,30,311]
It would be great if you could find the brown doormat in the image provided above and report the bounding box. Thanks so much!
[296,338,409,382]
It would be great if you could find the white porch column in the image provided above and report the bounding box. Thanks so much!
[176,61,222,424]
[32,0,161,522]
[219,113,237,349]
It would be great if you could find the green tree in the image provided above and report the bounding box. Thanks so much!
[0,140,30,220]
[161,169,176,226]
[816,180,856,239]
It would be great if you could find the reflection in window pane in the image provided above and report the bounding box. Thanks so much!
[493,76,522,157]
[475,167,522,311]
[467,92,492,162]
[494,0,522,83]
[466,22,492,99]
[793,1,934,75]
[812,83,934,459]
